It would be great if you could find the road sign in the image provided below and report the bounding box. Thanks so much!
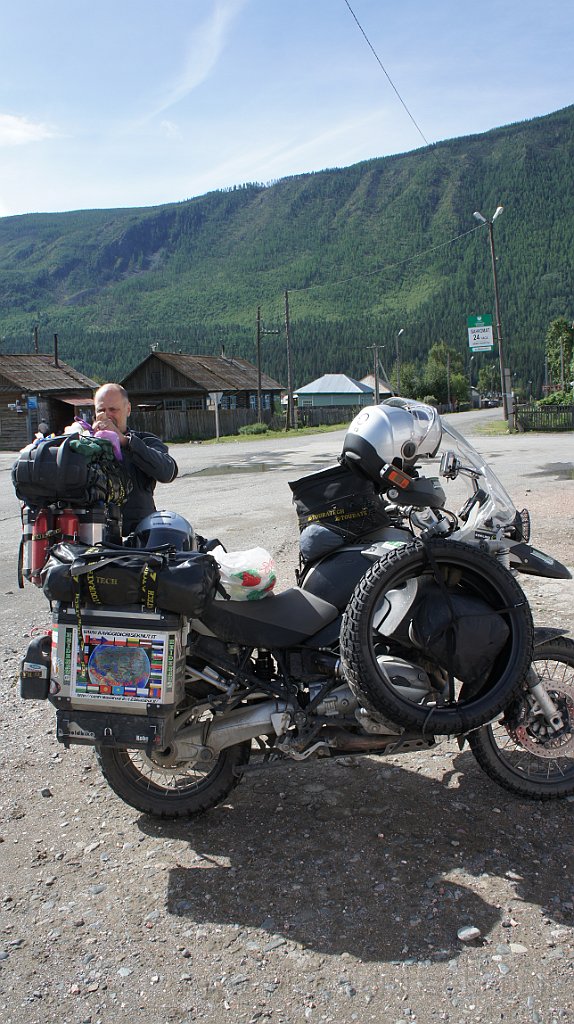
[467,314,494,351]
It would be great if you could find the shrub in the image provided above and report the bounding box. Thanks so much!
[536,390,574,408]
[238,422,269,435]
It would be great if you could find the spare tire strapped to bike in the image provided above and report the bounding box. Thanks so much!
[340,537,534,736]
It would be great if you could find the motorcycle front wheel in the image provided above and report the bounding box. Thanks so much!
[340,538,534,735]
[95,741,251,818]
[468,638,574,800]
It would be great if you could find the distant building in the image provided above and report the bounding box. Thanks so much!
[360,374,394,402]
[121,352,282,412]
[0,353,96,451]
[294,373,374,408]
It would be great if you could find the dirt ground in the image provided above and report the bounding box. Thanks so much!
[0,424,573,1024]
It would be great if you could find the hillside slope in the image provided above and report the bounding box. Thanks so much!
[0,105,572,389]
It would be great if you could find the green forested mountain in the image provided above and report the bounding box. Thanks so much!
[0,105,572,393]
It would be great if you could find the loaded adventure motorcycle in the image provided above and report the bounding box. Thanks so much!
[14,401,574,818]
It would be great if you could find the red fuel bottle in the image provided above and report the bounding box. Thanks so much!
[56,509,79,542]
[30,509,54,585]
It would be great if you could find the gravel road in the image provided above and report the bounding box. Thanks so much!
[1,414,573,1024]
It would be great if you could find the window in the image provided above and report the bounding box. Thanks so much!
[164,399,184,411]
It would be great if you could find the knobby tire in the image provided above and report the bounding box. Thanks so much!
[95,741,251,818]
[468,638,574,800]
[340,538,534,735]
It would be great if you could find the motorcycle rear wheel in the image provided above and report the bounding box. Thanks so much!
[468,638,574,800]
[95,741,251,818]
[340,538,534,735]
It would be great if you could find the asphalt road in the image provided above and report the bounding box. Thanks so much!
[1,408,573,625]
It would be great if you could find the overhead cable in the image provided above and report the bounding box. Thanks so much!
[343,0,431,149]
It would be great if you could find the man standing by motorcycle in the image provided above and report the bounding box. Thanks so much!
[93,383,178,534]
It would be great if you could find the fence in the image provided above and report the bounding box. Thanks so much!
[128,405,356,441]
[128,407,279,440]
[514,404,574,432]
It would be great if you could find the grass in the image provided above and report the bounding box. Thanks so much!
[472,417,513,436]
[197,422,351,445]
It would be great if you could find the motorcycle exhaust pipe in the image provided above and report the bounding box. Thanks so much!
[173,700,290,761]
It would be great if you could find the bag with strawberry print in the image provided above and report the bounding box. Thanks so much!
[211,545,277,601]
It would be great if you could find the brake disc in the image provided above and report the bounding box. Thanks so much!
[508,682,574,758]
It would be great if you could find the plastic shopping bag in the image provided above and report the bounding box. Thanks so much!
[211,545,277,601]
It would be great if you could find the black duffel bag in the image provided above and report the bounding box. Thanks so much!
[288,463,390,542]
[41,543,220,619]
[12,434,131,508]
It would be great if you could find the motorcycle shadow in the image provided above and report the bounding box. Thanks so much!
[138,750,572,964]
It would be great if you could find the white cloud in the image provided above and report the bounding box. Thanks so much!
[160,120,183,141]
[0,113,57,147]
[149,0,248,118]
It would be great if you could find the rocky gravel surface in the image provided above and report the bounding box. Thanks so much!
[1,422,573,1024]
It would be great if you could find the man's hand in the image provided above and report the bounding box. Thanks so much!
[92,414,129,447]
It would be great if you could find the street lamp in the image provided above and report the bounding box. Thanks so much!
[473,206,509,418]
[395,328,404,395]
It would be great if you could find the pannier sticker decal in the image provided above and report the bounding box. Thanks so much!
[51,626,61,677]
[64,627,74,685]
[69,628,175,703]
[166,635,175,693]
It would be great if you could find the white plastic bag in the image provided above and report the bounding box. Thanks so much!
[211,545,277,601]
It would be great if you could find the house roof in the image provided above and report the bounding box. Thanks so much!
[123,352,283,392]
[295,373,374,395]
[0,354,98,394]
[360,374,394,394]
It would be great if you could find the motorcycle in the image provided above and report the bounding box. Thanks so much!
[17,401,573,816]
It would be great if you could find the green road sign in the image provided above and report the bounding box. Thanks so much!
[467,314,494,351]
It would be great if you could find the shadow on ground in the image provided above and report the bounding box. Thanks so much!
[138,750,573,964]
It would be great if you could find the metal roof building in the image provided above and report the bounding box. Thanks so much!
[294,373,374,408]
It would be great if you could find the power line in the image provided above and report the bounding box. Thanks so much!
[291,224,484,294]
[343,0,431,148]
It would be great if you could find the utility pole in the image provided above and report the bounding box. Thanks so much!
[256,306,262,421]
[256,307,280,421]
[395,328,404,395]
[473,207,508,418]
[367,343,386,404]
[284,290,296,430]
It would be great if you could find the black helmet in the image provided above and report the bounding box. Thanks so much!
[131,510,197,551]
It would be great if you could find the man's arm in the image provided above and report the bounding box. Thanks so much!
[128,432,178,483]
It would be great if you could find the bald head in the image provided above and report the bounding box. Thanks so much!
[94,383,131,436]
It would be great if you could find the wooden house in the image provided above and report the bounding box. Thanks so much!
[0,354,97,451]
[121,352,283,412]
[294,373,374,409]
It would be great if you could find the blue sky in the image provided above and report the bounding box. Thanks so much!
[1,0,572,216]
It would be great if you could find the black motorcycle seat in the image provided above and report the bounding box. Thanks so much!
[197,587,340,648]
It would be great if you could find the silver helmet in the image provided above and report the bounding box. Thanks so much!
[341,398,442,483]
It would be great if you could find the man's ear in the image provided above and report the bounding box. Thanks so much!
[126,401,132,419]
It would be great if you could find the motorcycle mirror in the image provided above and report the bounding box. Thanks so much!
[440,451,460,479]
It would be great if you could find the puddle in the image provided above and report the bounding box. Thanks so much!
[192,462,275,476]
[189,455,336,478]
[531,463,574,481]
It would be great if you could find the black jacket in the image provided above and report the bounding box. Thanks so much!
[121,430,178,534]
